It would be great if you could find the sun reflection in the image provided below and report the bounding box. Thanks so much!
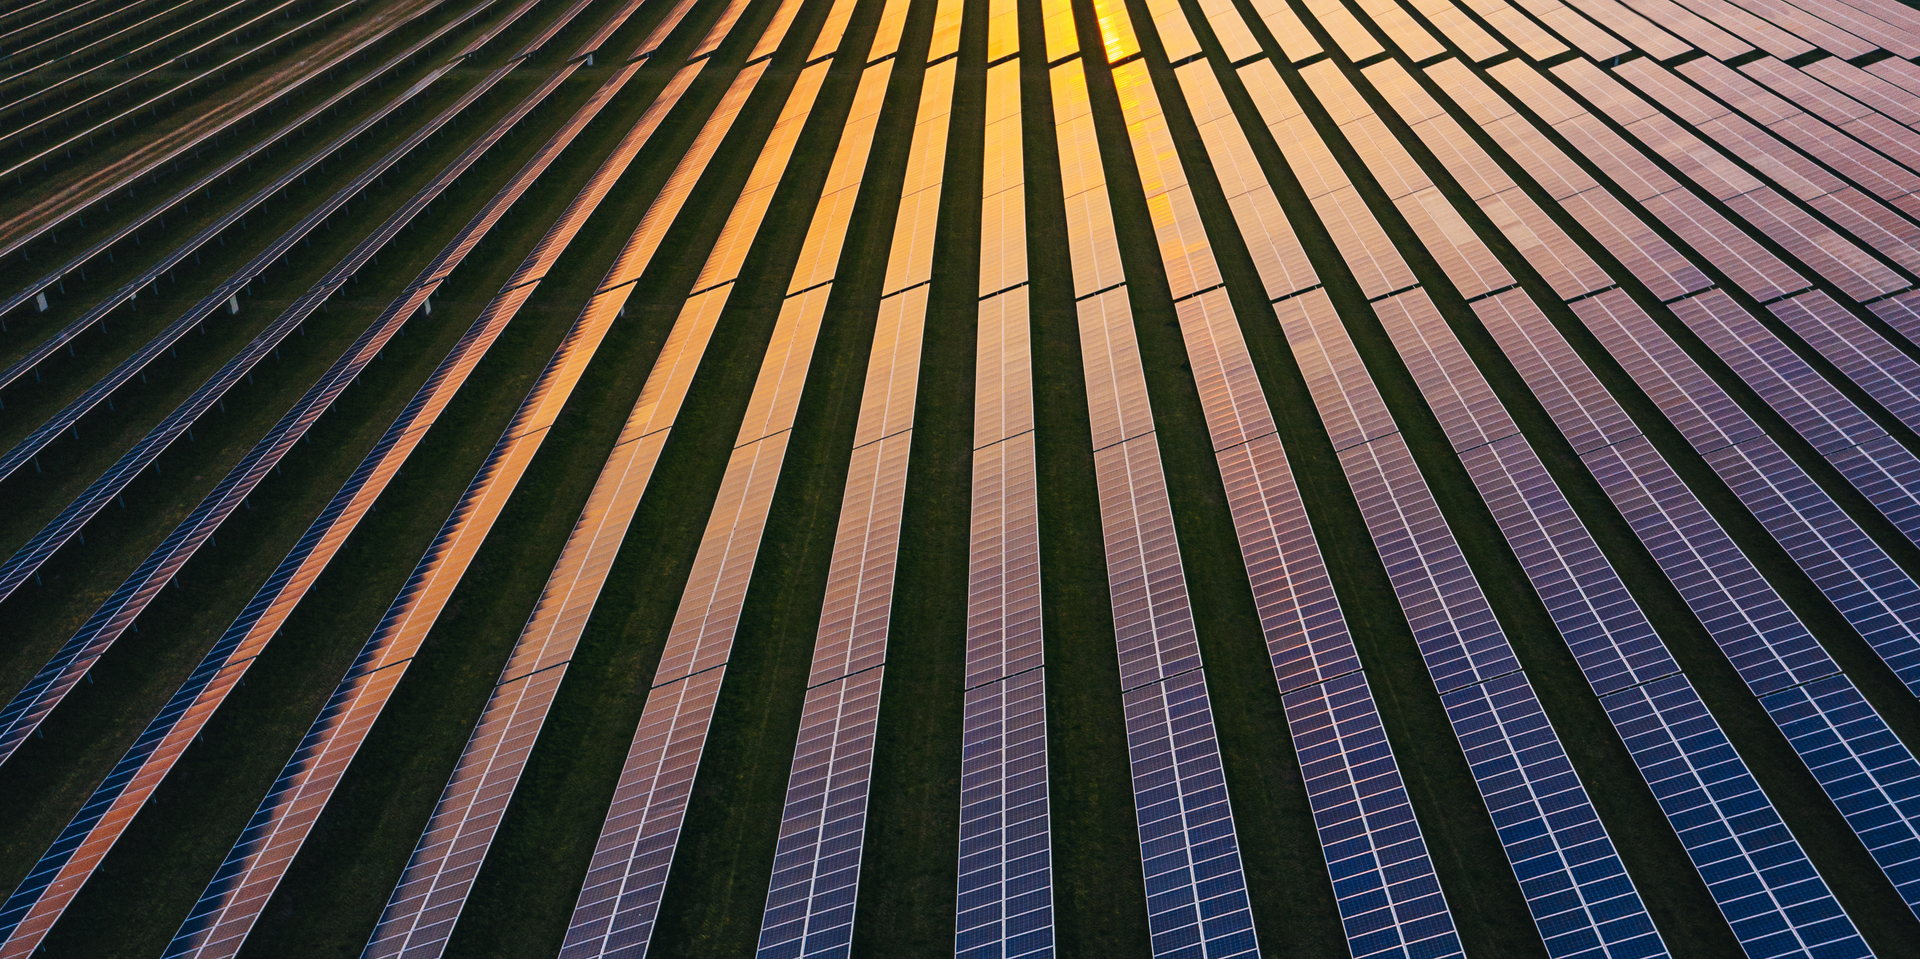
[1089,0,1141,61]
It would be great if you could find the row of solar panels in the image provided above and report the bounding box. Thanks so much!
[0,0,292,123]
[1156,0,1920,954]
[9,0,1920,952]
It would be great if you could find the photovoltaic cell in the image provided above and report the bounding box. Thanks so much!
[1771,291,1920,438]
[958,666,1051,959]
[1365,41,1920,704]
[0,59,683,928]
[1369,284,1860,957]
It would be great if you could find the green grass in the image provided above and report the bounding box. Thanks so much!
[1020,53,1158,959]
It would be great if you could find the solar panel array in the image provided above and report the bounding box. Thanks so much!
[957,44,1055,959]
[1228,43,1667,957]
[12,0,1920,952]
[1303,2,1920,917]
[1164,48,1468,959]
[149,4,797,953]
[0,33,699,959]
[0,0,491,326]
[755,41,957,959]
[560,11,910,955]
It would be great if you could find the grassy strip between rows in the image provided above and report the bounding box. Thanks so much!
[845,0,977,950]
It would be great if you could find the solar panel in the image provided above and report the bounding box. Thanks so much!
[1602,674,1871,958]
[1481,290,1920,917]
[1052,56,1260,959]
[759,665,889,958]
[1122,671,1259,958]
[1442,673,1664,957]
[1283,673,1462,959]
[1370,286,1862,954]
[1673,291,1920,544]
[958,667,1052,959]
[564,31,907,955]
[960,55,1054,959]
[0,51,592,769]
[24,0,1920,948]
[0,0,489,351]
